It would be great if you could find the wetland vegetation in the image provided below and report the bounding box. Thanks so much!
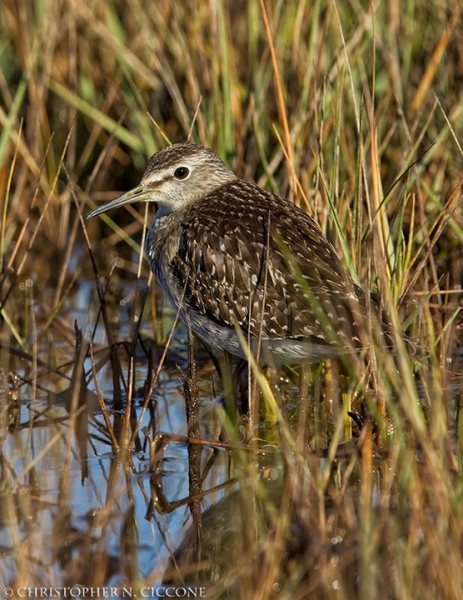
[1,0,463,598]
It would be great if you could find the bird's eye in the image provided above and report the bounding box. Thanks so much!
[174,166,190,180]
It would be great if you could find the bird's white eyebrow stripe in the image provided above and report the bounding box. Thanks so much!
[143,172,174,186]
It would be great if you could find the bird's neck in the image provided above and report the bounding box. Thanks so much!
[155,205,174,220]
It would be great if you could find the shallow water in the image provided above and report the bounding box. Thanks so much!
[2,242,463,598]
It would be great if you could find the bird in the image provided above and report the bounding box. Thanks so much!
[87,142,384,367]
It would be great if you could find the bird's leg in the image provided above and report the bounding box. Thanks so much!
[297,363,311,451]
[219,351,237,423]
[217,355,249,442]
[324,358,340,420]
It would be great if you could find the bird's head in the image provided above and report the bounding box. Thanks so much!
[87,143,236,219]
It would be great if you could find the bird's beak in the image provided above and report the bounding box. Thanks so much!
[86,185,153,219]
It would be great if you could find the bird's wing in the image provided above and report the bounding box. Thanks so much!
[169,181,368,348]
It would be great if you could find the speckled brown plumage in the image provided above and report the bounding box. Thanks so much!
[88,143,382,366]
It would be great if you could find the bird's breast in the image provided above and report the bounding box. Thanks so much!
[145,213,183,301]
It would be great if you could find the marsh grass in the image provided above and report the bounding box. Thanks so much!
[1,0,463,597]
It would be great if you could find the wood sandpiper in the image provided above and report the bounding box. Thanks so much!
[87,143,382,366]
